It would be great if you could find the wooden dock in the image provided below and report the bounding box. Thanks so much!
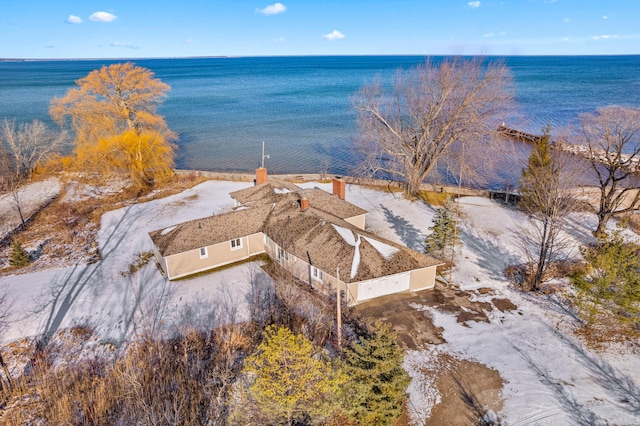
[496,125,543,144]
[496,125,640,173]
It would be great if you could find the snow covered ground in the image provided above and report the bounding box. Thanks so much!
[304,183,639,425]
[0,180,272,344]
[1,179,639,424]
[0,178,61,240]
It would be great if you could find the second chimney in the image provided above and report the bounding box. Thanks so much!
[300,196,310,211]
[255,167,267,185]
[332,177,346,200]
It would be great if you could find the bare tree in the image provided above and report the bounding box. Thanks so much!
[0,119,67,180]
[353,57,514,196]
[518,129,577,291]
[0,285,15,390]
[577,106,640,236]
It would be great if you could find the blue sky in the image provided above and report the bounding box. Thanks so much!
[1,0,639,58]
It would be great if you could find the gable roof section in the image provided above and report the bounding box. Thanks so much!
[230,180,367,220]
[149,205,271,257]
[263,203,441,283]
[229,180,300,205]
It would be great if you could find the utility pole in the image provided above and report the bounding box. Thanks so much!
[261,141,269,168]
[449,143,464,286]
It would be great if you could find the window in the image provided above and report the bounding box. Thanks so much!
[199,247,208,259]
[230,238,242,250]
[276,245,289,264]
[311,266,323,282]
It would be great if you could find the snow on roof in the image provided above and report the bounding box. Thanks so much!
[273,187,293,194]
[332,224,357,245]
[362,235,400,260]
[160,225,177,236]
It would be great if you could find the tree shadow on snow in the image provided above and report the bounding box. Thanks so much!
[459,227,520,281]
[31,204,145,351]
[512,320,640,425]
[380,205,424,252]
[513,345,608,426]
[545,322,640,418]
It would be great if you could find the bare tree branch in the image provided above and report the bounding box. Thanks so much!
[518,129,580,291]
[353,57,514,196]
[575,106,640,236]
[0,119,67,180]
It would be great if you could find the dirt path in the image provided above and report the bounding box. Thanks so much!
[356,282,518,425]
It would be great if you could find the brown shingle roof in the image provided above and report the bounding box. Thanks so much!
[149,181,441,281]
[229,180,367,220]
[263,204,441,283]
[149,205,271,256]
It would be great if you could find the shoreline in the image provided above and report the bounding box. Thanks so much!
[174,169,493,198]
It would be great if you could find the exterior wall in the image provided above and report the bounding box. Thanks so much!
[346,282,359,306]
[164,232,265,280]
[352,272,411,304]
[264,235,345,300]
[152,244,168,276]
[344,213,367,230]
[409,266,437,291]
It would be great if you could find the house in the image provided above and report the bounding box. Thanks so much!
[149,168,442,305]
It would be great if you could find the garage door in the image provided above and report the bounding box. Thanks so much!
[357,272,410,302]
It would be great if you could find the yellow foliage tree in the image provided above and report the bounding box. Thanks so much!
[50,62,176,187]
[79,130,175,188]
[237,325,345,426]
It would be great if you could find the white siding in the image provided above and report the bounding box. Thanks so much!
[356,272,410,302]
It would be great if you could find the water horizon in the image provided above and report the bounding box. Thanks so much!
[2,55,639,187]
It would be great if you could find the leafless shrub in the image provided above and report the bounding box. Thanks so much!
[0,119,68,180]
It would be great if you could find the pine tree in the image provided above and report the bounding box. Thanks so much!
[572,230,640,326]
[518,126,574,291]
[520,126,556,215]
[9,241,30,267]
[425,200,458,259]
[239,325,345,426]
[343,322,411,426]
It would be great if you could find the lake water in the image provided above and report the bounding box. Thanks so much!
[1,55,639,185]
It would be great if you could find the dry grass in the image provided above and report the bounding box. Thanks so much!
[574,314,640,351]
[0,172,210,274]
[419,190,450,207]
[618,211,640,235]
[0,325,255,425]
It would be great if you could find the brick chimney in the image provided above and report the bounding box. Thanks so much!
[332,177,346,200]
[300,196,309,211]
[255,167,267,185]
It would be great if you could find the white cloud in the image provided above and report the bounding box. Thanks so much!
[275,37,285,42]
[66,15,82,24]
[602,15,608,20]
[483,31,506,38]
[257,3,287,15]
[183,38,193,44]
[592,34,619,40]
[111,41,138,49]
[468,1,481,8]
[89,11,117,22]
[563,18,570,23]
[322,30,345,41]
